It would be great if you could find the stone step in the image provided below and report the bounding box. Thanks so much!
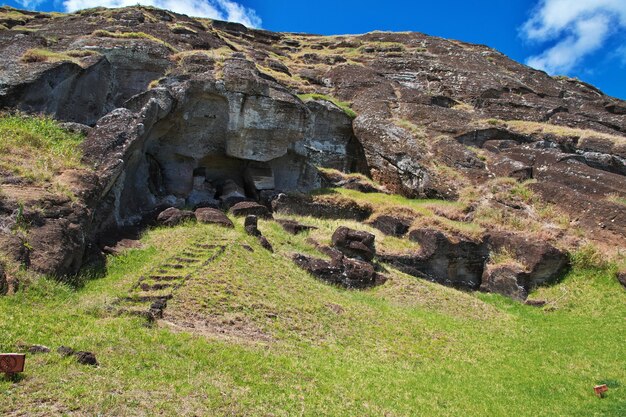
[147,275,184,282]
[139,282,177,291]
[124,293,173,303]
[161,263,185,270]
[173,257,200,264]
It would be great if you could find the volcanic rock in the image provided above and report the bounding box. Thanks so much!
[75,351,99,366]
[230,201,272,219]
[380,228,488,290]
[0,263,6,296]
[156,208,195,227]
[195,208,234,228]
[272,194,373,221]
[369,215,412,237]
[331,227,376,261]
[276,219,317,235]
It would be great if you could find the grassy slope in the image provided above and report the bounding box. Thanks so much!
[1,215,624,416]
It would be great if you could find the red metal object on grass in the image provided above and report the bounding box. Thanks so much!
[0,354,25,376]
[594,384,608,398]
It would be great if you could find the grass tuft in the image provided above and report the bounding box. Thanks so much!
[298,93,357,118]
[91,29,177,52]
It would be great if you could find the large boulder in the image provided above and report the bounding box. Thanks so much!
[292,253,385,289]
[369,215,411,237]
[156,208,195,227]
[380,228,488,290]
[194,208,233,228]
[229,201,272,219]
[331,226,376,261]
[276,219,317,235]
[27,219,87,277]
[0,263,7,296]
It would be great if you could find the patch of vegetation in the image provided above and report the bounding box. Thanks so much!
[476,119,626,147]
[608,194,626,206]
[20,48,100,64]
[298,93,357,118]
[393,118,426,139]
[20,49,72,64]
[0,219,624,415]
[169,23,197,34]
[91,29,177,52]
[489,247,521,266]
[171,47,235,63]
[0,113,86,185]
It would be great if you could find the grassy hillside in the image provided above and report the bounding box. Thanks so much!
[1,215,624,416]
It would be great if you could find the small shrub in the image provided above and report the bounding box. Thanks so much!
[21,49,71,63]
[393,118,426,139]
[571,244,609,270]
[489,247,519,266]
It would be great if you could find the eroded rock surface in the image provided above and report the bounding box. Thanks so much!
[0,5,624,281]
[272,193,373,221]
[380,228,569,298]
[293,253,385,289]
[331,227,376,262]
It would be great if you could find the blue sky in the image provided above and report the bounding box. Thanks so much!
[4,0,626,99]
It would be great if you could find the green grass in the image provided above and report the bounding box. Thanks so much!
[20,48,100,64]
[0,113,86,185]
[1,218,624,416]
[298,93,357,118]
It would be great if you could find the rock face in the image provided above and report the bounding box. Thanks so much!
[0,263,7,296]
[0,5,624,279]
[380,228,569,297]
[369,215,411,237]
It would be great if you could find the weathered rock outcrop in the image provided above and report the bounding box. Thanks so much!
[0,5,624,281]
[380,228,569,298]
[195,208,234,228]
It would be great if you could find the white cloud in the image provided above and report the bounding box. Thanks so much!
[61,0,262,27]
[16,0,47,8]
[522,0,626,74]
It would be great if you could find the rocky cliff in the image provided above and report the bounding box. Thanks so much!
[0,5,625,288]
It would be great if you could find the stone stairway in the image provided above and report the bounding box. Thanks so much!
[113,241,227,322]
